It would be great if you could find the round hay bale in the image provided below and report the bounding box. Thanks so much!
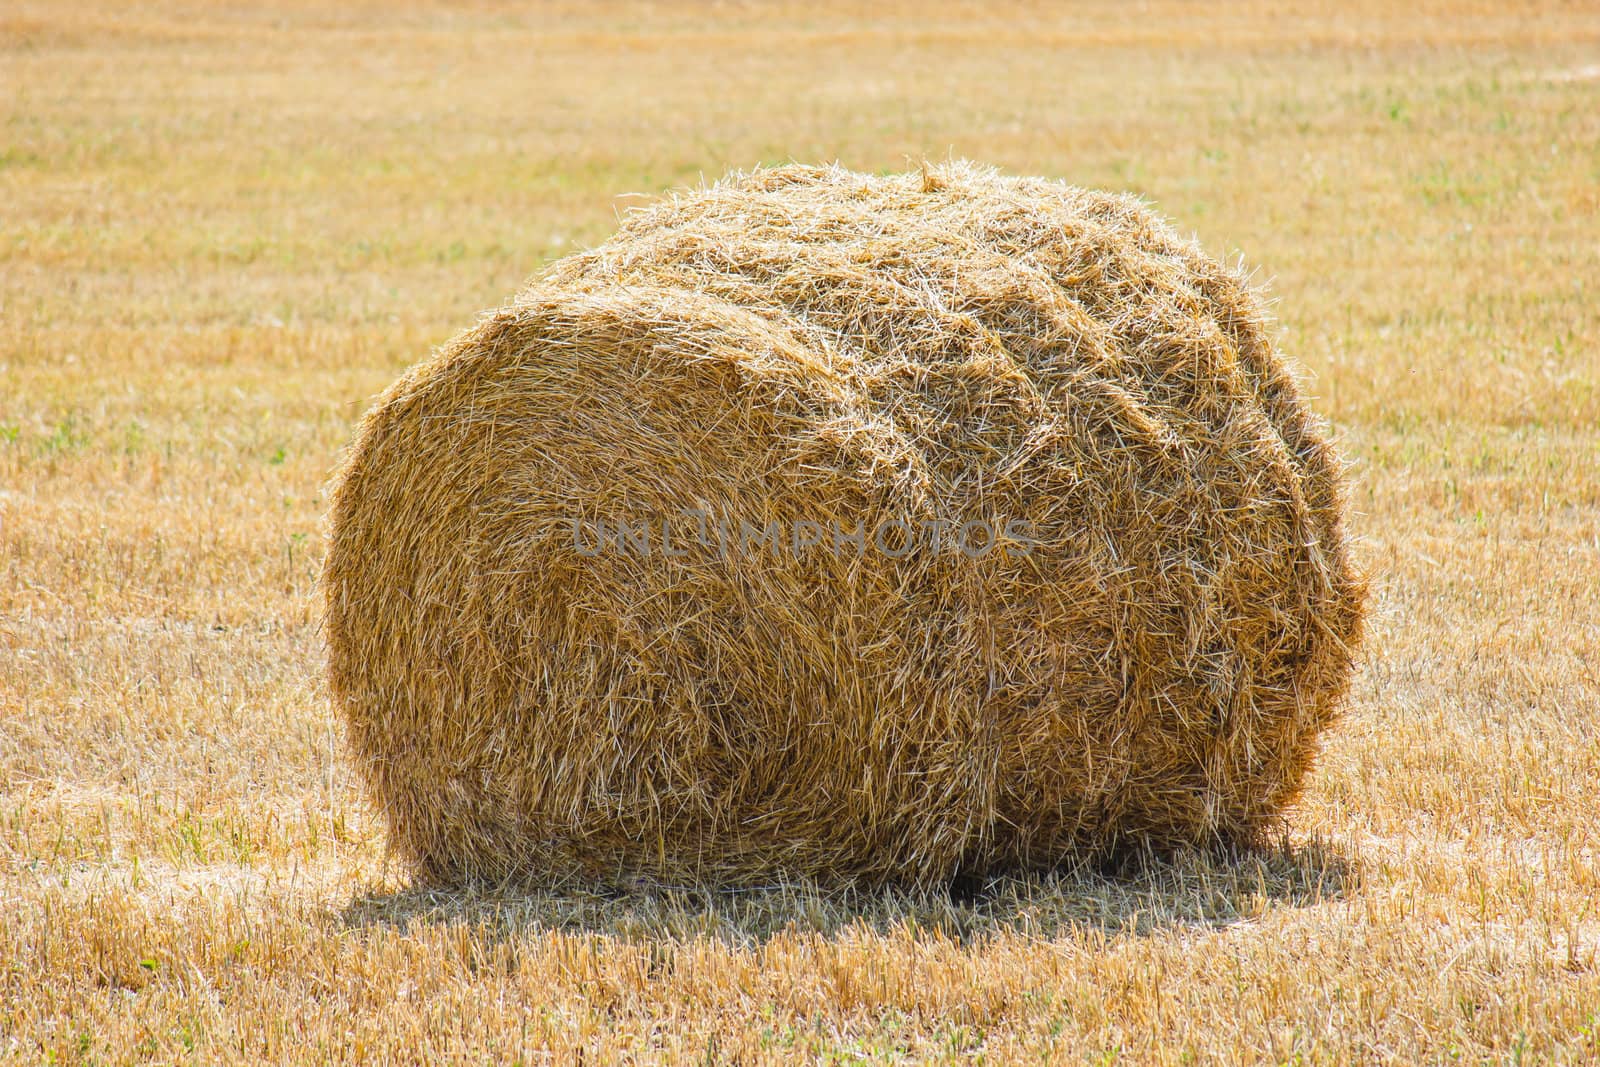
[323,162,1366,887]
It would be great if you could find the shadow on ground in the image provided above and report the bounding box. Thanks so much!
[337,836,1356,947]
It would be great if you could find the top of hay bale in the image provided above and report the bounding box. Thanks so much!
[323,161,1366,888]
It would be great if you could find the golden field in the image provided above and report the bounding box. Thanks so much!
[2,1,1598,1061]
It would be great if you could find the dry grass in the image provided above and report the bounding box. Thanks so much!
[326,163,1364,887]
[2,0,1598,1061]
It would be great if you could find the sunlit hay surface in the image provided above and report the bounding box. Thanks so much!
[324,163,1365,887]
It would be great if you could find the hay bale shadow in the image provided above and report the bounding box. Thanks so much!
[336,836,1356,949]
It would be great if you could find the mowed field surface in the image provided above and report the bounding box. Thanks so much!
[3,1,1599,1061]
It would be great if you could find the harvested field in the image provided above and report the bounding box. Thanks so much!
[3,0,1598,1062]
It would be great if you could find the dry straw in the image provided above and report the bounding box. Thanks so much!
[323,162,1366,887]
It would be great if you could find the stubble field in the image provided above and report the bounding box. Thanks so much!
[3,1,1599,1061]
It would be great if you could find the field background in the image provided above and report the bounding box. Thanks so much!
[3,1,1599,1061]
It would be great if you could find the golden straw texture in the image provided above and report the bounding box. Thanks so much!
[323,162,1366,887]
